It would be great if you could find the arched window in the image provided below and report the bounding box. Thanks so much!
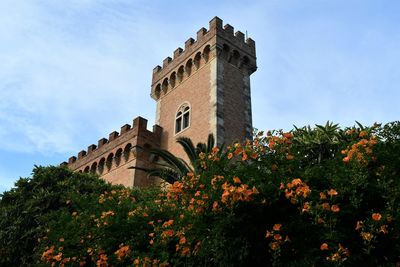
[175,103,191,134]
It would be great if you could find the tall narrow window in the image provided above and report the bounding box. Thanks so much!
[175,103,191,134]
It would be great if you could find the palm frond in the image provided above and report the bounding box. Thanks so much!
[150,148,191,175]
[206,134,215,153]
[176,136,197,166]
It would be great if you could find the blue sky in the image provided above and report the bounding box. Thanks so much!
[1,0,399,193]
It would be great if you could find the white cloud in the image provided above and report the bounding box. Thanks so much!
[0,1,175,155]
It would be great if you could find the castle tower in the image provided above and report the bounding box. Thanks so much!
[151,17,257,158]
[66,17,257,187]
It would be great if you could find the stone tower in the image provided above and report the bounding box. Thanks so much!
[66,17,257,187]
[151,17,257,159]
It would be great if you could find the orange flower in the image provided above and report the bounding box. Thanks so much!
[250,153,258,159]
[233,177,241,184]
[283,132,293,139]
[291,178,302,186]
[361,232,373,241]
[359,131,367,138]
[252,186,259,194]
[327,189,338,197]
[162,229,174,238]
[342,156,350,163]
[273,234,282,241]
[265,230,272,238]
[162,219,174,227]
[286,154,294,160]
[114,245,130,260]
[270,242,280,251]
[322,202,330,211]
[179,236,187,244]
[53,252,62,261]
[302,202,310,213]
[279,183,285,190]
[212,201,219,211]
[273,224,282,231]
[320,243,329,250]
[181,246,190,256]
[372,213,382,221]
[320,192,327,200]
[242,152,248,161]
[42,246,55,259]
[268,140,276,150]
[379,225,388,234]
[331,205,340,213]
[355,221,363,231]
[227,152,233,159]
[212,147,219,154]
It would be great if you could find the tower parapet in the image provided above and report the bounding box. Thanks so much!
[151,16,257,100]
[67,117,162,187]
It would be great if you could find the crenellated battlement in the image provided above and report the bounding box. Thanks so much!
[151,16,257,100]
[67,117,162,177]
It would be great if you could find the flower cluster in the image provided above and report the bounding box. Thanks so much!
[280,178,311,204]
[342,132,377,165]
[355,212,391,247]
[325,243,350,263]
[93,210,115,227]
[318,189,340,214]
[265,224,290,251]
[230,141,259,161]
[41,245,73,267]
[220,178,259,207]
[114,244,131,260]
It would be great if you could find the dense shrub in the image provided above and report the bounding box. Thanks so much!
[0,166,115,266]
[1,122,399,266]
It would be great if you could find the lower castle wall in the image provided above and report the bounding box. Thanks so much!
[67,117,162,187]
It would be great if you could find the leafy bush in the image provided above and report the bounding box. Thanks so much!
[1,122,399,266]
[0,166,114,266]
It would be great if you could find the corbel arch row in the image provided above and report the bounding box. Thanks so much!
[152,44,212,99]
[219,43,251,70]
[80,142,139,175]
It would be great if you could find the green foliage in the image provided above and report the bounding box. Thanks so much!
[0,166,114,266]
[1,122,399,266]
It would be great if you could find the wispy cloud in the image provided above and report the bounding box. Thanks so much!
[0,1,174,154]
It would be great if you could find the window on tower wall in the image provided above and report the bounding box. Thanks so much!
[175,103,191,134]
